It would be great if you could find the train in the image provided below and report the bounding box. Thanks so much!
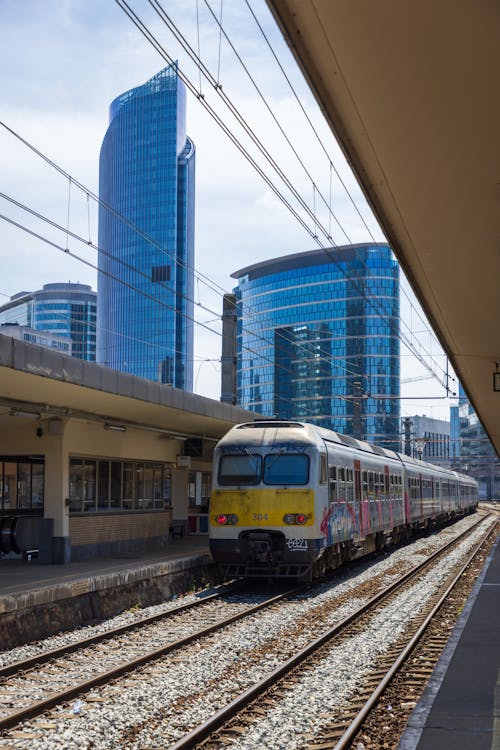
[209,421,478,581]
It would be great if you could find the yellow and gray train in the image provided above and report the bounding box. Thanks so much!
[209,421,478,580]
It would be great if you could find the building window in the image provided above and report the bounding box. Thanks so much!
[69,457,172,513]
[188,471,211,511]
[0,456,45,513]
[152,265,170,283]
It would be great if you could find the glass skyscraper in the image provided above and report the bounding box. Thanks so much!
[0,283,96,360]
[230,244,400,448]
[450,384,500,499]
[98,65,195,389]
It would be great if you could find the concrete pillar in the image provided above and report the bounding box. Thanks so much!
[43,419,70,562]
[171,468,189,528]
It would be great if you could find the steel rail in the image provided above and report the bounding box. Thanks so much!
[331,519,499,750]
[0,583,242,679]
[167,514,490,750]
[0,584,303,731]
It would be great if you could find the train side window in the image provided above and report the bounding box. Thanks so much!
[345,469,354,503]
[368,471,375,493]
[384,472,390,494]
[320,454,328,484]
[338,467,346,501]
[329,466,337,501]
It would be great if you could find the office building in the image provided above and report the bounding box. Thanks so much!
[402,414,450,466]
[98,64,195,389]
[0,324,72,355]
[451,384,500,499]
[0,283,96,360]
[226,244,400,447]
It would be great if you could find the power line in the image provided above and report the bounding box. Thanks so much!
[0,125,371,384]
[1,186,365,384]
[243,0,378,243]
[0,213,330,414]
[119,0,450,391]
[1,6,448,399]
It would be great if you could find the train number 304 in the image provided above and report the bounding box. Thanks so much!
[252,513,269,521]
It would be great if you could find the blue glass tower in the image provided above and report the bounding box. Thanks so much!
[0,283,96,360]
[98,65,195,389]
[231,244,400,448]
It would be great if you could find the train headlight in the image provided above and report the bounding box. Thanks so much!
[283,513,308,525]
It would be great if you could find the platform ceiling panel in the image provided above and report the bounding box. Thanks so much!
[267,0,500,455]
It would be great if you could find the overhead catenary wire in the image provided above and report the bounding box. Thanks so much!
[0,1,450,406]
[0,124,371,384]
[148,0,349,243]
[202,0,350,243]
[0,187,367,383]
[244,0,378,243]
[0,212,343,414]
[122,0,451,391]
[0,0,443,392]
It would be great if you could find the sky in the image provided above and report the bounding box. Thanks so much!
[0,0,456,420]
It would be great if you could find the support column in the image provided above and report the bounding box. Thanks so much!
[171,468,189,534]
[43,420,70,562]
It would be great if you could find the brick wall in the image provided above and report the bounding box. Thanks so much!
[69,509,172,559]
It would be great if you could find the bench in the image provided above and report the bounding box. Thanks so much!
[22,549,39,562]
[169,524,184,539]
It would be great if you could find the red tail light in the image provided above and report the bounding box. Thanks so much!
[295,513,307,525]
[216,514,227,525]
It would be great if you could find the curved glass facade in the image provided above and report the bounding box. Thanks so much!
[233,244,400,448]
[98,65,195,389]
[0,283,96,360]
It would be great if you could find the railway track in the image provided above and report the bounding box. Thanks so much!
[0,583,302,731]
[309,520,498,750]
[166,516,497,750]
[0,514,494,749]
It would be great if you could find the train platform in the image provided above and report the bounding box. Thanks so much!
[399,530,500,750]
[0,535,214,649]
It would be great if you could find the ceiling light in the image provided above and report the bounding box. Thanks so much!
[104,423,127,432]
[9,409,40,420]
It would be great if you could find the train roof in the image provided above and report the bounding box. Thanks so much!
[220,421,401,459]
[218,422,478,485]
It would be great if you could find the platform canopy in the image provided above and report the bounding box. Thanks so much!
[267,0,500,455]
[0,335,255,440]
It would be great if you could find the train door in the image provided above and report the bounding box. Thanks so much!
[354,460,361,501]
[353,459,362,537]
[382,465,390,527]
[419,473,424,519]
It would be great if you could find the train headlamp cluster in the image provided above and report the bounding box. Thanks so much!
[215,513,239,525]
[283,513,308,525]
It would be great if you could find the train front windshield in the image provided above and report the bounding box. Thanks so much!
[218,453,309,486]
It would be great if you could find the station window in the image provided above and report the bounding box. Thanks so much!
[188,471,211,510]
[0,456,44,513]
[69,457,172,513]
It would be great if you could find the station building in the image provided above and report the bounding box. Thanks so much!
[0,334,254,564]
